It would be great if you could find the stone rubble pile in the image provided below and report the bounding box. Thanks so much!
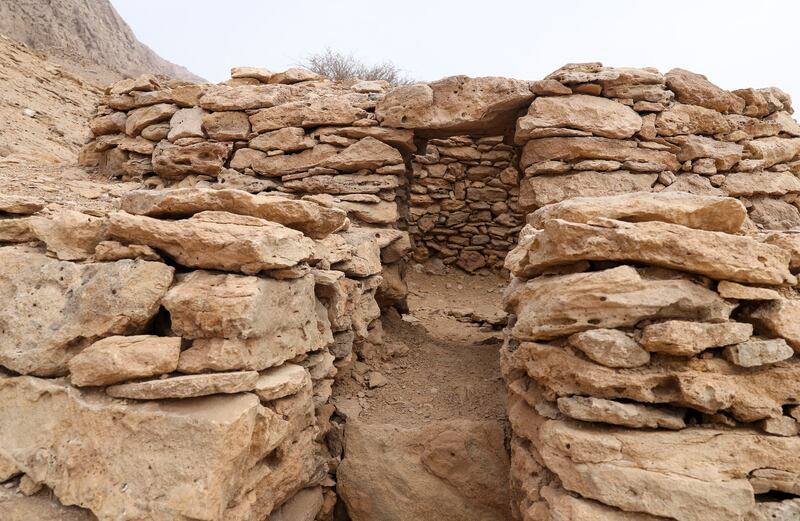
[0,185,410,520]
[502,191,800,521]
[408,135,524,271]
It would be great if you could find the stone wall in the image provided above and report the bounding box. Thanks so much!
[502,192,800,520]
[409,136,523,272]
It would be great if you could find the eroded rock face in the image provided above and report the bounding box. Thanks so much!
[338,420,511,521]
[376,76,534,135]
[0,376,267,521]
[108,211,314,273]
[0,247,174,376]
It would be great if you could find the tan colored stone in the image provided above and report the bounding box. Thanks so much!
[504,266,735,341]
[231,66,274,82]
[167,106,205,141]
[152,141,230,178]
[254,363,310,402]
[665,68,746,114]
[639,320,753,356]
[557,396,685,429]
[746,299,800,351]
[506,218,795,285]
[760,232,800,270]
[520,136,679,171]
[250,99,367,133]
[119,188,347,239]
[655,103,733,136]
[92,240,161,262]
[0,487,97,521]
[314,126,416,155]
[723,339,794,368]
[283,173,400,195]
[249,127,315,152]
[517,94,642,140]
[106,371,259,399]
[268,67,324,84]
[252,144,338,176]
[717,281,781,300]
[90,111,127,136]
[0,376,271,521]
[338,420,511,521]
[519,171,657,210]
[674,135,743,171]
[0,217,35,243]
[198,84,289,110]
[125,103,178,136]
[527,192,746,233]
[722,171,800,197]
[0,247,173,376]
[0,195,45,215]
[30,210,108,261]
[269,487,324,521]
[68,335,181,387]
[108,211,314,273]
[568,329,650,368]
[743,137,800,168]
[202,111,250,141]
[320,137,403,172]
[540,486,664,521]
[376,76,534,134]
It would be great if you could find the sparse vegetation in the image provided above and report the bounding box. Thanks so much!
[301,48,413,85]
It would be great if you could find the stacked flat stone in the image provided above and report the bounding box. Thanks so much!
[408,135,523,271]
[516,63,800,233]
[502,191,800,521]
[0,188,403,520]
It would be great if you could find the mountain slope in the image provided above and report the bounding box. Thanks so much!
[0,0,203,85]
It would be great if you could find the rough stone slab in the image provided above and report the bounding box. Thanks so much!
[0,194,45,215]
[527,192,747,233]
[723,339,794,367]
[519,171,657,210]
[283,174,400,195]
[665,68,746,114]
[249,98,367,133]
[760,232,800,270]
[673,134,743,171]
[68,335,181,387]
[152,141,230,178]
[29,210,108,261]
[506,218,795,285]
[0,376,265,521]
[517,94,642,140]
[108,210,314,274]
[313,126,416,155]
[504,266,735,342]
[639,320,753,356]
[722,171,800,197]
[520,136,679,171]
[509,341,800,421]
[198,84,289,110]
[557,396,685,429]
[568,329,650,368]
[0,246,174,376]
[202,111,250,141]
[168,107,205,141]
[106,371,259,399]
[269,487,324,521]
[125,103,177,136]
[254,363,311,402]
[249,127,315,152]
[319,137,403,172]
[0,217,35,243]
[376,76,533,135]
[119,188,347,239]
[540,486,665,521]
[0,487,98,521]
[655,103,733,136]
[746,299,800,351]
[717,281,781,300]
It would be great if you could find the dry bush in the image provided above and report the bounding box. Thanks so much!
[302,48,413,85]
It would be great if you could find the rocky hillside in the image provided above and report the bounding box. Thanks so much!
[0,0,202,86]
[0,35,99,163]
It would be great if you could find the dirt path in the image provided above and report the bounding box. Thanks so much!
[335,267,509,427]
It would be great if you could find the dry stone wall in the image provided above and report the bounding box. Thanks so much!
[501,192,800,520]
[409,135,523,271]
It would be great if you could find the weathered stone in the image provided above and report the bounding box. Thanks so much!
[251,144,338,176]
[167,107,205,141]
[125,103,178,136]
[231,66,274,82]
[519,171,657,210]
[106,371,259,399]
[506,218,795,284]
[334,228,383,277]
[202,111,250,141]
[314,126,416,155]
[108,211,314,273]
[520,136,679,171]
[504,266,735,341]
[527,192,747,233]
[250,99,367,133]
[656,103,733,136]
[743,137,800,168]
[0,487,97,521]
[723,339,794,367]
[90,111,127,136]
[746,299,800,351]
[517,94,642,140]
[249,127,315,152]
[539,486,664,521]
[0,195,45,215]
[93,240,160,262]
[665,68,746,114]
[0,247,173,376]
[376,76,534,135]
[254,363,310,402]
[568,329,650,368]
[0,376,270,521]
[335,198,398,225]
[68,335,181,387]
[557,396,685,429]
[283,173,400,194]
[320,137,403,172]
[674,135,743,171]
[269,487,324,521]
[722,171,800,197]
[338,420,511,521]
[119,188,347,239]
[639,320,753,356]
[268,67,324,84]
[198,84,288,110]
[152,141,230,178]
[717,281,781,300]
[0,217,35,243]
[760,232,800,270]
[29,210,108,260]
[748,197,800,230]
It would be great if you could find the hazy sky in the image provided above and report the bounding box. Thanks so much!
[111,0,800,101]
